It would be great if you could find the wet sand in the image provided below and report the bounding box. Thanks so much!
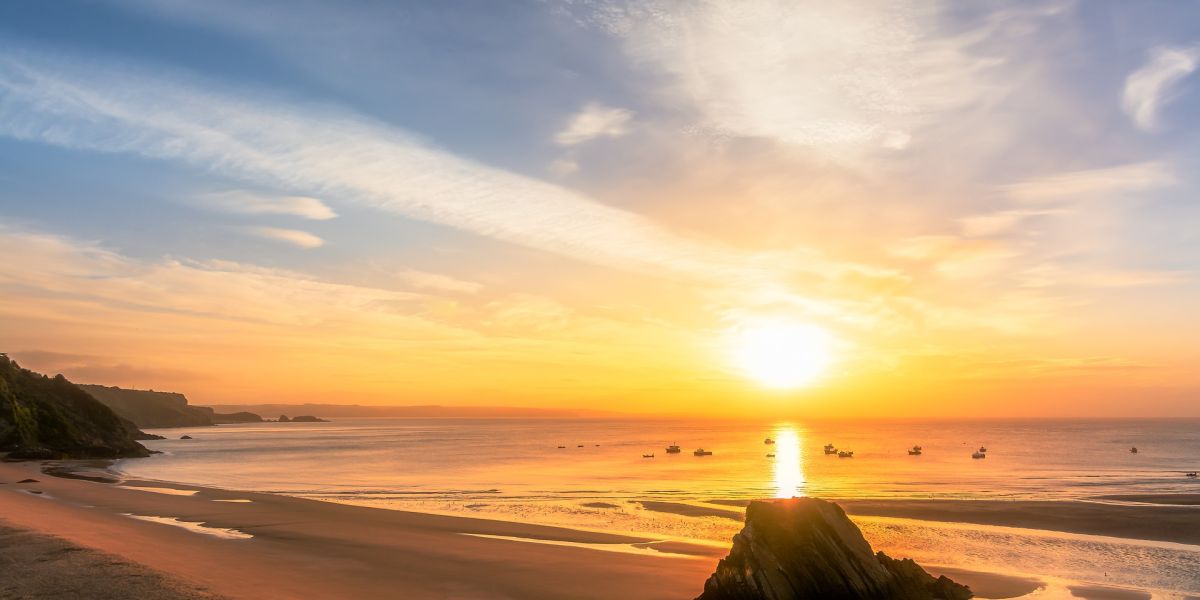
[0,461,717,600]
[1093,493,1200,506]
[669,497,1200,546]
[1067,584,1154,600]
[836,498,1200,546]
[925,566,1044,599]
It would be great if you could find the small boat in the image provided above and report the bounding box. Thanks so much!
[1187,472,1198,478]
[557,445,565,449]
[908,445,923,456]
[837,450,854,458]
[766,453,775,458]
[978,446,987,453]
[1130,447,1138,454]
[642,453,654,458]
[694,448,713,456]
[577,444,584,448]
[764,437,775,445]
[972,451,986,459]
[666,443,681,454]
[824,443,838,455]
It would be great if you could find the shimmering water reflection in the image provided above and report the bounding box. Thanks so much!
[772,426,805,498]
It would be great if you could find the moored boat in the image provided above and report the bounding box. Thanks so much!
[824,443,837,455]
[837,450,853,458]
[972,451,986,459]
[666,443,681,454]
[764,437,775,445]
[694,448,713,456]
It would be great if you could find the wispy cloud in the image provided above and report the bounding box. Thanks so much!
[566,1,1058,150]
[194,190,337,220]
[246,226,324,248]
[0,52,763,286]
[554,103,633,146]
[1122,45,1199,132]
[959,209,1065,237]
[1002,161,1174,203]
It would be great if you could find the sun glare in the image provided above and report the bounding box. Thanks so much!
[730,322,834,389]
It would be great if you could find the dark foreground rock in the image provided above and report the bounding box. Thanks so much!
[697,498,972,600]
[1,355,149,459]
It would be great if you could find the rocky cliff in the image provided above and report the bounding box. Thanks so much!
[0,355,150,459]
[696,498,971,600]
[79,384,215,428]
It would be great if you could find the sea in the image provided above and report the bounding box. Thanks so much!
[115,418,1200,597]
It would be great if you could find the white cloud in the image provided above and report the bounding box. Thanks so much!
[554,103,633,145]
[194,191,337,220]
[1122,45,1199,132]
[247,227,325,248]
[0,52,768,287]
[571,0,1015,149]
[1002,162,1174,204]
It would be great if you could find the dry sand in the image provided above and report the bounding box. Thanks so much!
[0,523,221,600]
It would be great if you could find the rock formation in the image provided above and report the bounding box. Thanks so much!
[288,415,328,422]
[211,411,263,424]
[696,498,971,600]
[0,355,149,459]
[78,384,215,428]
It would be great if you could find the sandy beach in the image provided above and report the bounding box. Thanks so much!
[4,460,1198,599]
[0,461,717,600]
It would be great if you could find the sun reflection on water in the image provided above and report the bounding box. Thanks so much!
[773,426,806,498]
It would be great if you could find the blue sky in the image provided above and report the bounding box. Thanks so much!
[0,0,1198,415]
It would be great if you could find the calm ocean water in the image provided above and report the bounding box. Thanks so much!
[117,418,1200,596]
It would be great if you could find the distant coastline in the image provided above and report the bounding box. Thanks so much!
[199,403,621,419]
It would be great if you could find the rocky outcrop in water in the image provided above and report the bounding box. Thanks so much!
[211,411,263,424]
[0,355,149,459]
[696,498,971,600]
[288,415,328,422]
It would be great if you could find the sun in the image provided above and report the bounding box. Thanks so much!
[729,321,834,389]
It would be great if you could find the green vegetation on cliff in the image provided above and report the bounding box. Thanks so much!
[79,384,215,428]
[0,355,149,459]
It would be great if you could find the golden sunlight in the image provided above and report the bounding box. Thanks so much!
[730,322,834,389]
[772,426,805,498]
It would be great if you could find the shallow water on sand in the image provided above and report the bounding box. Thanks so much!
[117,418,1200,596]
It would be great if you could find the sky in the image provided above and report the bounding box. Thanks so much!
[1,0,1198,417]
